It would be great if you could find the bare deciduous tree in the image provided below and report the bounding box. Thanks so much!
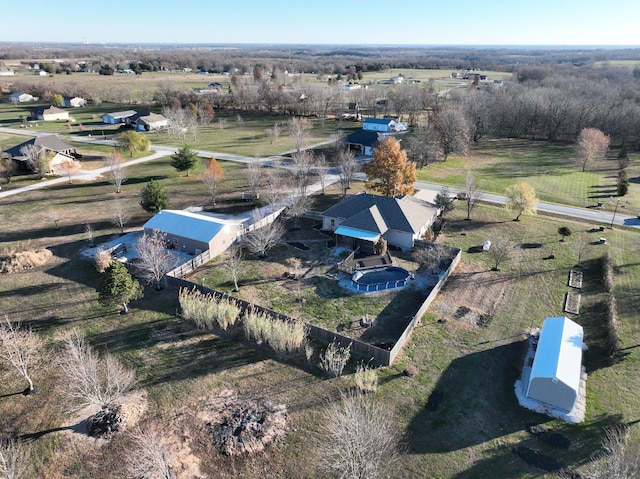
[58,328,135,411]
[263,168,289,209]
[577,127,610,172]
[463,169,482,220]
[93,247,113,273]
[224,246,244,292]
[486,237,515,271]
[288,117,310,153]
[0,316,42,395]
[126,427,174,479]
[105,152,128,193]
[246,161,262,198]
[335,148,359,196]
[19,144,49,178]
[290,150,316,197]
[413,244,450,274]
[318,392,397,479]
[111,200,131,235]
[135,230,177,290]
[286,193,313,231]
[244,211,285,257]
[84,223,95,246]
[313,153,329,194]
[46,211,62,230]
[573,234,590,267]
[0,436,32,479]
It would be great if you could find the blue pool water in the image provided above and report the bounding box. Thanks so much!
[351,266,411,292]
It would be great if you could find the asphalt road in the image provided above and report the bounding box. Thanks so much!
[1,126,638,230]
[414,182,640,230]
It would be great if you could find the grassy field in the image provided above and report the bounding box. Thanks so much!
[416,138,640,213]
[1,171,639,477]
[2,97,640,476]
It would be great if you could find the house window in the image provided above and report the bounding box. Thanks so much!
[330,219,335,230]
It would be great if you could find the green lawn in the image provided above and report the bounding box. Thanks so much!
[416,138,640,212]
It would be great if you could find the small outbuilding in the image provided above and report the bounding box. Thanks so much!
[526,316,584,412]
[143,210,238,257]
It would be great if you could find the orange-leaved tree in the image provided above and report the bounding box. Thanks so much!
[364,136,416,196]
[202,156,224,206]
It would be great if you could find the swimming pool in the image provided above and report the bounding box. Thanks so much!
[351,266,411,292]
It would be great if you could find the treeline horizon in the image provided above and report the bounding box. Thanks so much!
[2,42,640,74]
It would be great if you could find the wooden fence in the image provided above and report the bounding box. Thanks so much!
[166,249,211,279]
[161,247,462,367]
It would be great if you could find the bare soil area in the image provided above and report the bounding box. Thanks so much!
[430,261,512,327]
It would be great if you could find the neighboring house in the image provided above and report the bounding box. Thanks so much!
[0,68,14,76]
[342,83,361,91]
[31,106,69,121]
[321,192,439,251]
[9,92,36,103]
[343,130,381,156]
[143,210,238,257]
[526,316,584,412]
[362,118,407,133]
[132,112,169,131]
[62,96,87,108]
[102,110,137,124]
[3,135,78,173]
[34,70,48,76]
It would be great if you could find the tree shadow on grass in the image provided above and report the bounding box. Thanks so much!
[453,413,624,479]
[406,340,546,454]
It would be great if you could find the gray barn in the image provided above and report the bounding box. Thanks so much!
[526,316,584,412]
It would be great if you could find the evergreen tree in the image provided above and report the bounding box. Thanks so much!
[97,261,143,313]
[140,179,168,213]
[170,146,200,176]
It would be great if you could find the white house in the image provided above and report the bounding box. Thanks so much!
[143,210,238,257]
[133,113,169,131]
[362,118,407,133]
[62,96,87,108]
[34,70,48,76]
[321,193,439,251]
[32,106,69,121]
[9,93,36,103]
[0,68,14,76]
[526,316,584,412]
[102,110,137,124]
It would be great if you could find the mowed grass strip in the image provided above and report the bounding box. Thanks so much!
[416,138,640,211]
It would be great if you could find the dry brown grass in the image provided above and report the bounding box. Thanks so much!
[0,248,53,273]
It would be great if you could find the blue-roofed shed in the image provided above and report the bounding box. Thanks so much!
[143,210,238,257]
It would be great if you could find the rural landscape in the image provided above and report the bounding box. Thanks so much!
[0,38,640,479]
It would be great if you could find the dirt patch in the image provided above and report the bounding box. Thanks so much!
[0,248,53,273]
[430,261,511,327]
[197,389,288,456]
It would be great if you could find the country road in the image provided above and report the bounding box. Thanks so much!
[1,126,638,230]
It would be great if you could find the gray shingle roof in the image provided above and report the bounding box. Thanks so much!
[340,205,388,234]
[322,192,438,234]
[4,135,74,158]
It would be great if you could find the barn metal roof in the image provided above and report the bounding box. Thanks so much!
[143,210,230,244]
[529,316,583,393]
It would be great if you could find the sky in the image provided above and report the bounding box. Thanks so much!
[1,0,639,46]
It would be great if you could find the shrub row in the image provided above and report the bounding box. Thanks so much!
[179,287,240,330]
[602,251,614,294]
[605,294,621,357]
[243,309,306,355]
